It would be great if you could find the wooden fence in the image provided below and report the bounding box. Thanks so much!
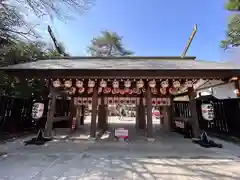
[0,96,71,139]
[173,98,240,139]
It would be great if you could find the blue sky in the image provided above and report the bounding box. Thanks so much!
[49,0,229,61]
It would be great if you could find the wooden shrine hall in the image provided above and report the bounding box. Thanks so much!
[2,56,240,140]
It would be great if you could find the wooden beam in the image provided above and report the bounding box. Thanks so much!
[4,69,238,79]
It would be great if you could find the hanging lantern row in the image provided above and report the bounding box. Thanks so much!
[63,86,184,95]
[51,79,197,89]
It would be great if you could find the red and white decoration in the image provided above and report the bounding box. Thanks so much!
[136,79,144,88]
[152,98,157,106]
[112,88,119,94]
[114,97,119,104]
[160,88,167,95]
[112,79,119,88]
[82,97,88,106]
[149,79,156,88]
[155,98,171,106]
[107,97,114,105]
[124,79,131,88]
[74,97,83,106]
[53,79,61,88]
[169,87,178,95]
[100,79,107,88]
[88,79,95,88]
[78,87,85,94]
[185,80,193,88]
[119,89,125,95]
[103,87,111,94]
[87,79,95,94]
[119,97,125,105]
[64,80,72,88]
[161,80,169,88]
[88,97,92,106]
[76,80,85,94]
[74,97,170,106]
[52,78,200,96]
[67,87,76,95]
[172,80,181,88]
[76,80,84,88]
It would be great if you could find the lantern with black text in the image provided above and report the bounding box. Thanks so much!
[201,103,214,121]
[32,102,44,119]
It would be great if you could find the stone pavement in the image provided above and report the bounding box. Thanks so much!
[1,116,240,180]
[1,131,240,180]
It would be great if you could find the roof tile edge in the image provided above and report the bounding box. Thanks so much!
[43,56,196,60]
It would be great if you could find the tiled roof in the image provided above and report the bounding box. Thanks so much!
[1,56,240,70]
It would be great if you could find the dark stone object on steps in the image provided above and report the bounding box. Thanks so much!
[192,132,222,148]
[24,130,52,146]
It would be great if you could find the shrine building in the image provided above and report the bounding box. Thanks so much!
[2,56,240,140]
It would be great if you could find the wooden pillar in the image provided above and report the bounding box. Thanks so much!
[44,87,57,137]
[146,86,153,138]
[90,86,98,138]
[138,97,146,129]
[163,105,172,132]
[188,88,200,138]
[70,99,77,130]
[98,96,108,130]
[135,105,139,129]
[160,106,164,125]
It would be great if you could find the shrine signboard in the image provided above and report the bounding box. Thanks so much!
[115,128,128,139]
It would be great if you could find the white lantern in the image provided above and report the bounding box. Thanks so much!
[124,79,131,88]
[53,79,61,88]
[185,80,193,88]
[149,79,156,88]
[88,79,95,88]
[136,79,144,88]
[173,80,181,88]
[31,102,44,119]
[64,80,72,88]
[201,104,214,121]
[76,80,84,88]
[161,80,169,88]
[112,80,119,88]
[100,79,107,88]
